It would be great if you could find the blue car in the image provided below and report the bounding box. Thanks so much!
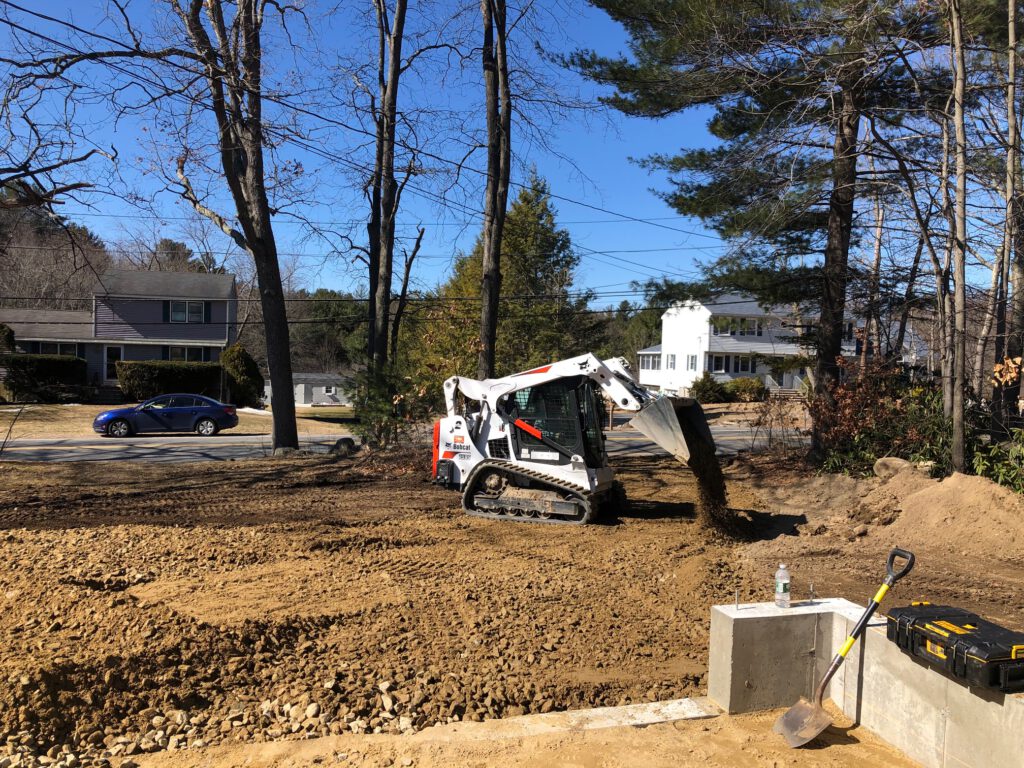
[93,394,239,437]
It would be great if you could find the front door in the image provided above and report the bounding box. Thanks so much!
[104,346,123,383]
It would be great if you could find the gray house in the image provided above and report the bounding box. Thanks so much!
[265,372,354,407]
[0,270,237,387]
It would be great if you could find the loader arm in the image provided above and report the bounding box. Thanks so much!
[442,353,715,464]
[443,354,652,417]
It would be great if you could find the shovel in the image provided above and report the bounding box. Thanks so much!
[773,547,915,748]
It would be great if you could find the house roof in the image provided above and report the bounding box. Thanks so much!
[638,344,662,355]
[0,309,91,341]
[94,269,236,300]
[673,293,802,318]
[267,373,354,386]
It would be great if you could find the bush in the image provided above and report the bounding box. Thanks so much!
[116,360,222,401]
[725,377,767,402]
[0,353,86,402]
[810,359,959,475]
[221,343,263,407]
[972,430,1024,493]
[0,324,13,353]
[689,371,730,403]
[352,367,433,448]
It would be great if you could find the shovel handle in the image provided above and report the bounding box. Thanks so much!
[886,548,915,585]
[813,548,916,707]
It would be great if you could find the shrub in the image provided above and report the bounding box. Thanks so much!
[221,343,263,407]
[689,371,730,404]
[116,360,222,401]
[0,353,87,402]
[725,377,767,402]
[352,367,433,448]
[0,324,13,353]
[972,430,1024,493]
[810,358,960,475]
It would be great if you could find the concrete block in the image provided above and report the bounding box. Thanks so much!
[710,599,1024,768]
[708,598,861,713]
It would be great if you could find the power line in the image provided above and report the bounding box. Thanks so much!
[0,1,721,243]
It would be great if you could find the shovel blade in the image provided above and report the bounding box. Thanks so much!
[773,698,833,748]
[629,397,715,465]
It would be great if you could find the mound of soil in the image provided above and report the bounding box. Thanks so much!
[887,472,1024,560]
[851,469,936,526]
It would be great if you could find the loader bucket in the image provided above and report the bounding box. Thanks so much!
[629,396,715,464]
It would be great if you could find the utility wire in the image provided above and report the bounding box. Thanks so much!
[0,1,720,242]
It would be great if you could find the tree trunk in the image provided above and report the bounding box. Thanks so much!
[390,226,424,365]
[999,0,1021,428]
[892,238,924,360]
[950,0,969,471]
[371,0,408,374]
[176,0,298,449]
[478,0,511,380]
[811,85,860,454]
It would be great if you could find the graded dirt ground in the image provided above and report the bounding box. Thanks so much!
[0,445,1018,767]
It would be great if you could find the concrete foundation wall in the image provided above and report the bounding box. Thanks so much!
[709,599,1024,768]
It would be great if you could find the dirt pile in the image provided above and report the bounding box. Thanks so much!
[851,468,935,526]
[886,472,1024,560]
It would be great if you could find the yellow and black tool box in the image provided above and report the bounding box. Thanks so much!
[886,604,1024,693]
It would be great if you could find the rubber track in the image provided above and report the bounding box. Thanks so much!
[461,460,595,525]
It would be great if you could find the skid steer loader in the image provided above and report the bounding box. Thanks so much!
[431,353,719,524]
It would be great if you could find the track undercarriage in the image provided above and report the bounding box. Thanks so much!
[461,460,597,525]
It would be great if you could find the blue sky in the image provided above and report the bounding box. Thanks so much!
[15,1,727,308]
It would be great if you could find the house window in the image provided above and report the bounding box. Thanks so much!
[169,346,205,362]
[170,300,206,323]
[711,317,734,336]
[639,355,662,371]
[686,355,697,371]
[40,342,78,356]
[666,354,676,370]
[737,356,752,373]
[323,385,335,395]
[710,355,726,373]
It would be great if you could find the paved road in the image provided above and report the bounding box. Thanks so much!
[606,424,807,458]
[0,433,351,463]
[0,423,804,463]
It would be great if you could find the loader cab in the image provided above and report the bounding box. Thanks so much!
[501,376,606,468]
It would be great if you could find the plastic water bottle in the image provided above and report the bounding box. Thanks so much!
[774,564,791,608]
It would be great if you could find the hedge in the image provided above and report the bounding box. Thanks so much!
[220,344,263,407]
[0,353,87,402]
[0,323,13,353]
[116,360,222,401]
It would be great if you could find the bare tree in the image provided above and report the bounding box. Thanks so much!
[950,0,969,471]
[477,0,511,379]
[2,0,316,448]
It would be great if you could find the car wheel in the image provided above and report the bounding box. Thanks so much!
[196,418,218,436]
[107,419,131,438]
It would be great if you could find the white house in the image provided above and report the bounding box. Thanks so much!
[637,294,857,394]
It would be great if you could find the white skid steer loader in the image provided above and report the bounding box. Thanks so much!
[431,353,719,524]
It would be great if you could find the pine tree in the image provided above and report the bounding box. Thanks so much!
[404,173,599,392]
